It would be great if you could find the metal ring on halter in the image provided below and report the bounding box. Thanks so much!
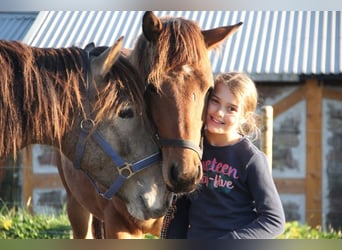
[118,163,134,178]
[80,119,95,132]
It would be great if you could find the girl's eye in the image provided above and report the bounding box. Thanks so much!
[210,98,219,104]
[226,106,238,112]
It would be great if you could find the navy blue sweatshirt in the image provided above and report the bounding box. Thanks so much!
[166,137,286,239]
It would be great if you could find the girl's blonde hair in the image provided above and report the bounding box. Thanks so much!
[214,72,260,140]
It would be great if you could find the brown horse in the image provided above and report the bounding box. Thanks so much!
[128,11,243,194]
[0,37,172,226]
[60,11,243,238]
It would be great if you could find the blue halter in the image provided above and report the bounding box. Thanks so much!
[73,119,161,200]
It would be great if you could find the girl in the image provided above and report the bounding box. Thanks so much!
[163,72,286,239]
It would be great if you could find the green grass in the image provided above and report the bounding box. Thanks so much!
[0,205,71,239]
[277,221,341,239]
[0,205,341,239]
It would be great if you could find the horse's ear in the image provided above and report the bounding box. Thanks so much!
[202,22,243,49]
[84,42,95,52]
[95,36,124,77]
[142,11,163,42]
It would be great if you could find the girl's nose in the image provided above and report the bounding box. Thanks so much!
[213,108,225,119]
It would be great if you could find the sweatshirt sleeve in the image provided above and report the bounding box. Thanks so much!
[220,152,286,239]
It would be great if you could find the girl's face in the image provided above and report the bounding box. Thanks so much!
[206,82,242,137]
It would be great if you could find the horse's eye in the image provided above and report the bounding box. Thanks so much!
[118,108,134,119]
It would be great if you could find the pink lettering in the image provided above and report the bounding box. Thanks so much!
[215,162,223,173]
[227,167,239,179]
[202,160,211,171]
[213,175,234,189]
[202,158,239,179]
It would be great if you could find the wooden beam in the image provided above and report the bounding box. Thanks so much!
[323,88,342,101]
[304,79,322,227]
[274,178,305,194]
[31,174,62,188]
[273,86,305,118]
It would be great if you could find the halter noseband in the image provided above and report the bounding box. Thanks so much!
[72,49,161,200]
[154,133,203,159]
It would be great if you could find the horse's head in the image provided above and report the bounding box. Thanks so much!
[129,11,242,194]
[68,37,172,220]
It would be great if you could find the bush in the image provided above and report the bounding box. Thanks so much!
[0,205,71,239]
[277,221,341,239]
[1,205,341,239]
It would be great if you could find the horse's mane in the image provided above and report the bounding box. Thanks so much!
[0,40,86,157]
[0,41,145,158]
[130,16,212,89]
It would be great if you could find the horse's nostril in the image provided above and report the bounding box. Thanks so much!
[170,164,178,182]
[167,162,202,193]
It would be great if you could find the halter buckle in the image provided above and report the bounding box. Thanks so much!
[119,163,134,178]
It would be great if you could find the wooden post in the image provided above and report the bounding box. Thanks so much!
[304,79,322,227]
[260,105,273,173]
[22,147,34,213]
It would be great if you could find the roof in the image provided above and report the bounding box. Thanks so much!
[19,11,342,80]
[0,12,38,41]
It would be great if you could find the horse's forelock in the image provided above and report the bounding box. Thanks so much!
[132,17,210,89]
[94,55,146,123]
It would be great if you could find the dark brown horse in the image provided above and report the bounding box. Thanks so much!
[59,11,243,238]
[128,11,243,194]
[0,37,172,228]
